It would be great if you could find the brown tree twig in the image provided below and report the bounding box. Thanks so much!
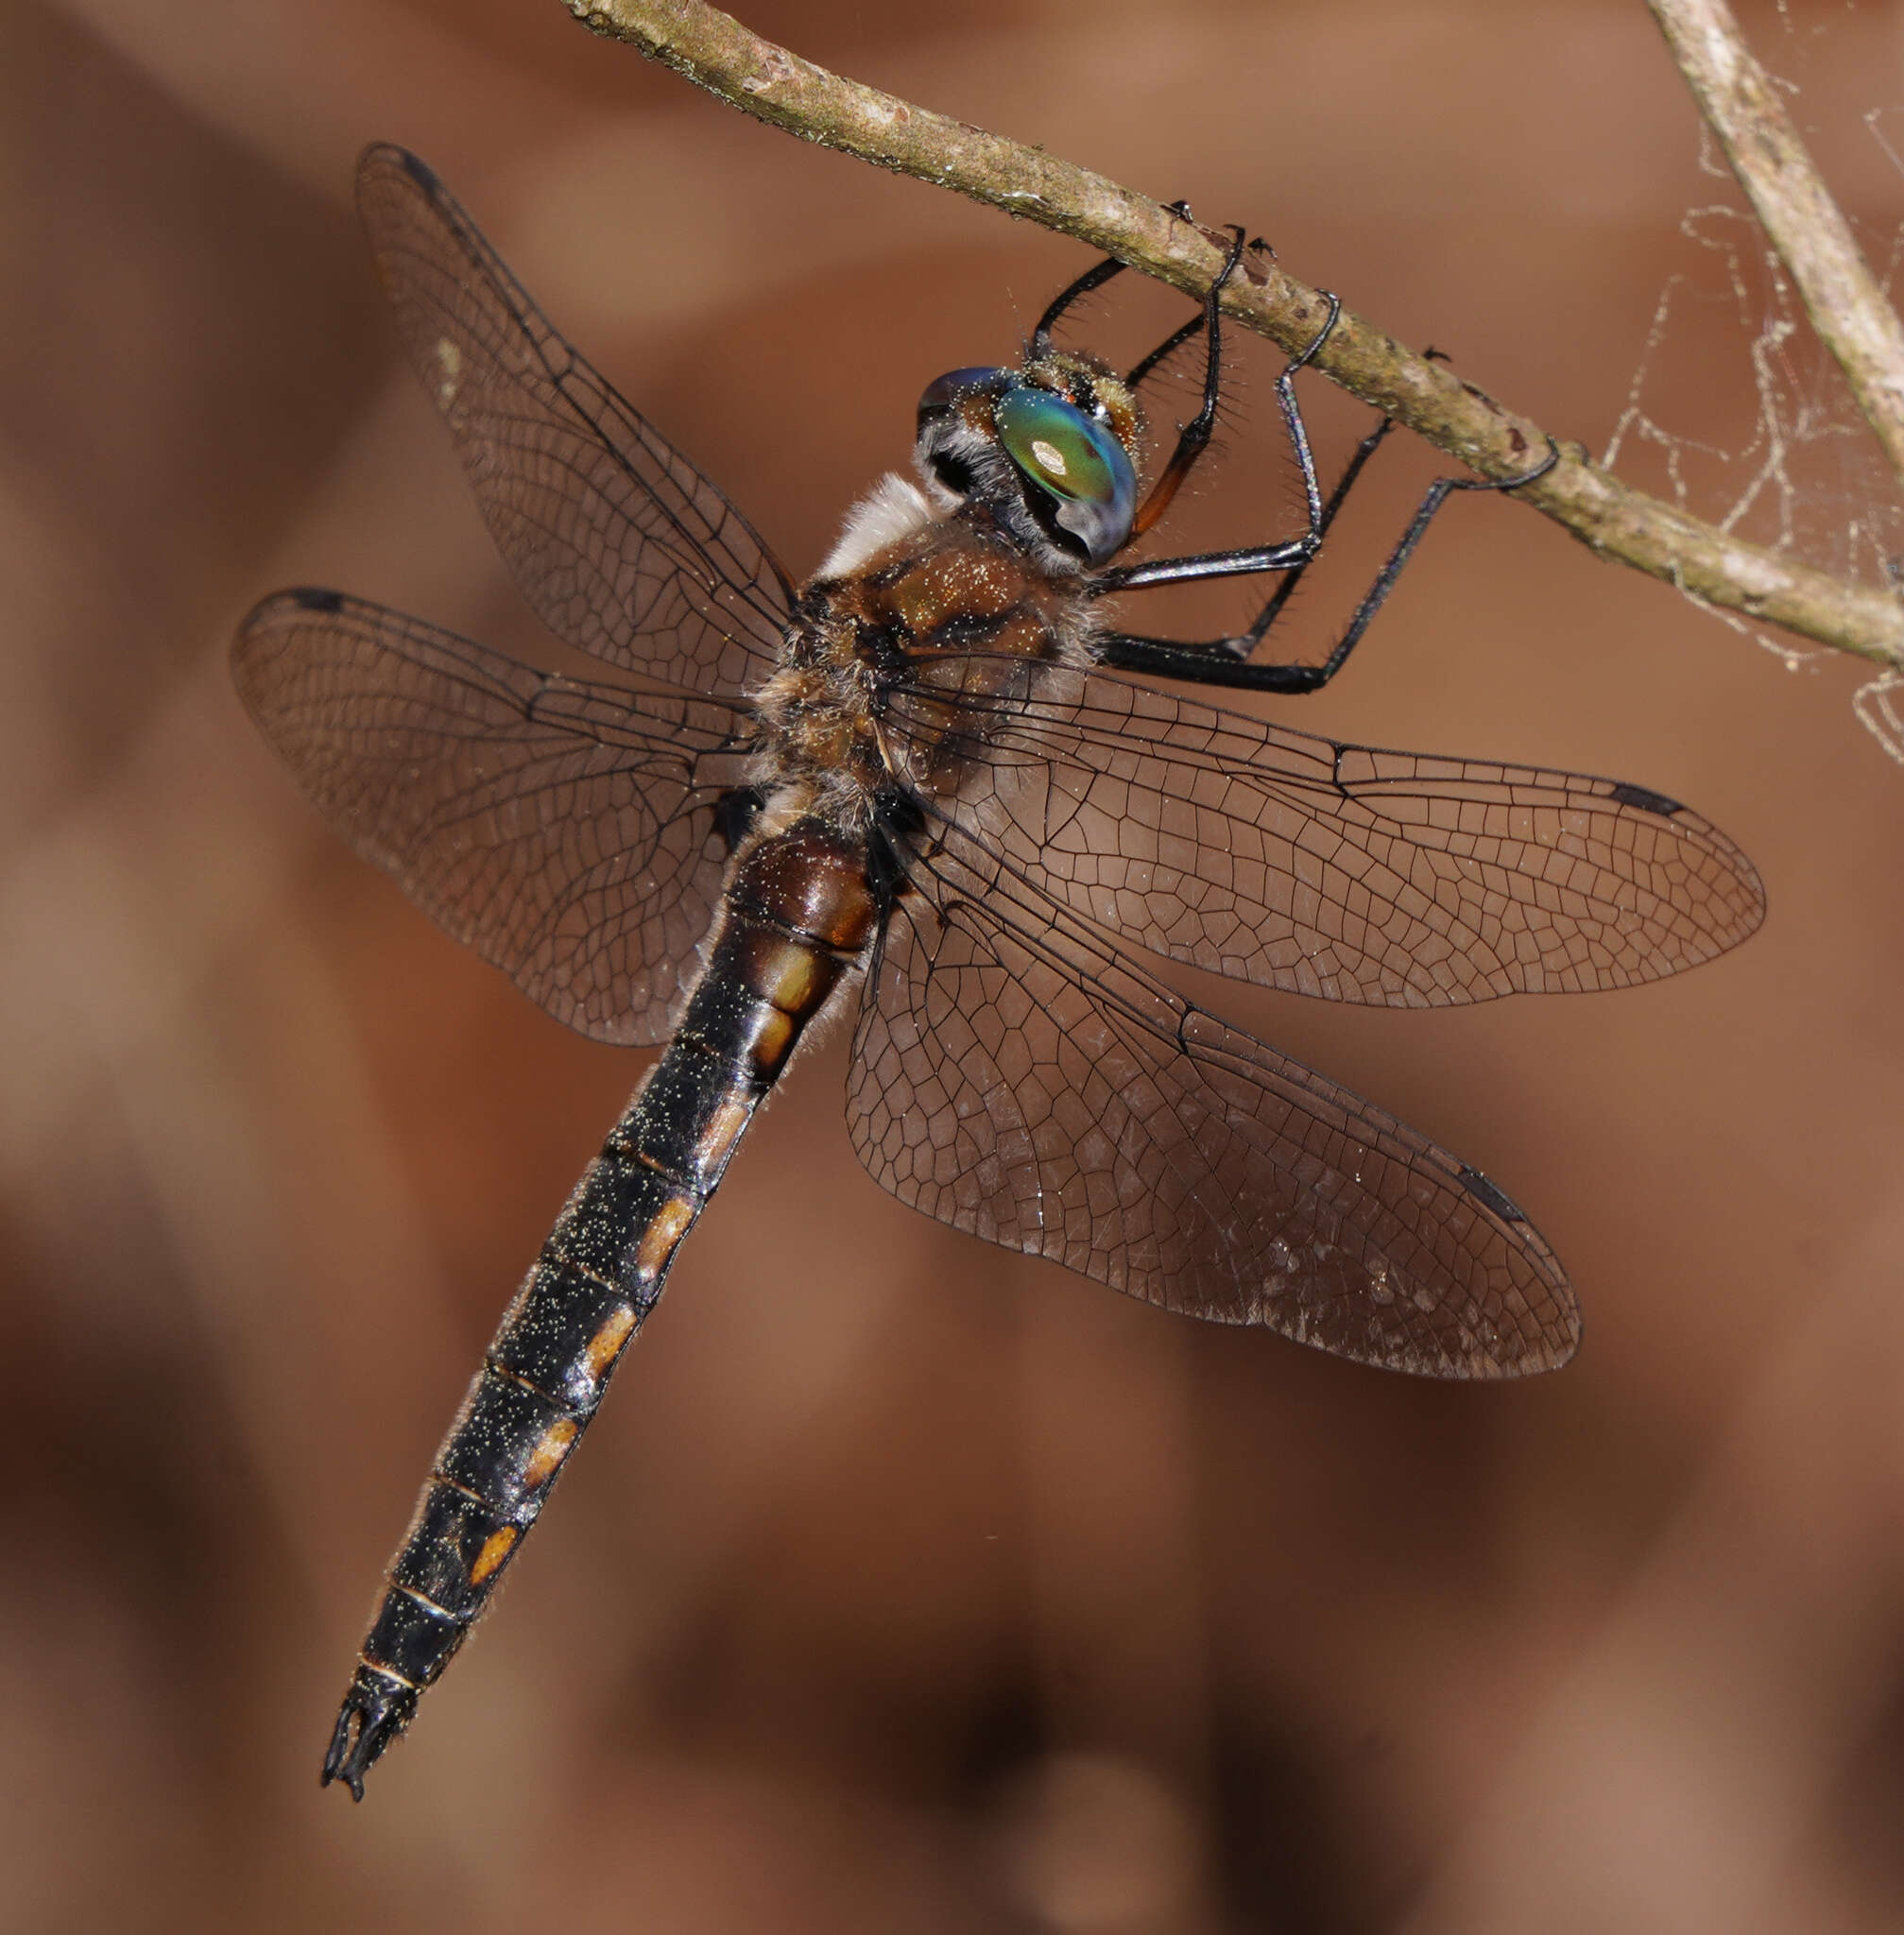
[1646,0,1904,493]
[567,0,1904,672]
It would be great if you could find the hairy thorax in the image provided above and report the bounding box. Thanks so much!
[748,477,1100,833]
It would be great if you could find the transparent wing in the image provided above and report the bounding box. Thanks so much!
[233,588,755,1045]
[847,829,1578,1378]
[355,144,794,697]
[881,661,1765,1005]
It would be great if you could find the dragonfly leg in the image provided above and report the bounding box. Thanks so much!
[1122,226,1253,539]
[1091,436,1561,695]
[1030,198,1204,357]
[1091,286,1341,606]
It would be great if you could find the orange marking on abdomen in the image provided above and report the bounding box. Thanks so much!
[695,1095,753,1174]
[470,1528,517,1586]
[748,933,826,1013]
[523,1418,579,1490]
[747,1006,795,1072]
[584,1304,637,1382]
[635,1195,696,1282]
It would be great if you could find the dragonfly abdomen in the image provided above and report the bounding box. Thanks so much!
[322,820,879,1797]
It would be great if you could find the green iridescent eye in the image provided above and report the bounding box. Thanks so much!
[993,386,1137,563]
[995,389,1120,502]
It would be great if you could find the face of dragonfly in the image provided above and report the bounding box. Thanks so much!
[913,351,1141,572]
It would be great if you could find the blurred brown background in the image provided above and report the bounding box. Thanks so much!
[6,0,1904,1928]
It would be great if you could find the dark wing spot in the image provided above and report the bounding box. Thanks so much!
[1457,1164,1527,1224]
[288,587,345,613]
[1608,780,1685,817]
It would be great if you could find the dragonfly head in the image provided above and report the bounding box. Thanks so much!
[914,351,1141,573]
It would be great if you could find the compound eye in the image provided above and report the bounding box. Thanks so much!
[917,366,1008,429]
[993,385,1138,562]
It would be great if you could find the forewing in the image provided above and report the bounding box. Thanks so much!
[882,662,1764,1005]
[233,589,754,1045]
[355,145,793,696]
[847,833,1578,1378]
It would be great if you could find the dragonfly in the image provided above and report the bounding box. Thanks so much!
[233,146,1764,1800]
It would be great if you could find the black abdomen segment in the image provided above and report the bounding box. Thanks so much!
[323,821,877,1798]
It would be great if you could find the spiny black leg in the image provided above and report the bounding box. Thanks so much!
[1265,436,1562,694]
[1232,410,1396,643]
[1092,437,1561,694]
[1031,255,1129,358]
[1126,311,1207,395]
[1092,291,1343,591]
[1243,285,1337,563]
[1204,339,1438,643]
[1126,234,1279,401]
[1127,226,1251,538]
[1032,200,1197,357]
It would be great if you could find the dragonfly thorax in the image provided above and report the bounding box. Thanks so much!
[759,503,1098,827]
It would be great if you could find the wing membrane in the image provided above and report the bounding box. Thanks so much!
[233,588,754,1044]
[848,829,1579,1378]
[882,661,1765,1005]
[355,144,792,697]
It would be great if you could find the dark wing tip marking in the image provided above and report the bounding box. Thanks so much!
[287,586,346,614]
[354,141,435,189]
[232,589,339,688]
[1456,1163,1526,1224]
[232,589,350,690]
[1608,780,1686,817]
